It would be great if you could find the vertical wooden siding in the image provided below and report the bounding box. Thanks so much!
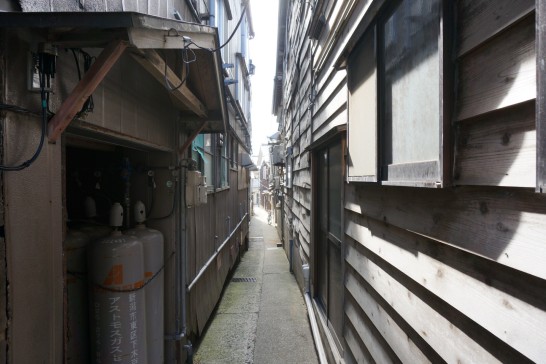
[187,169,249,335]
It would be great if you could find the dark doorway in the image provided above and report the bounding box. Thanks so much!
[315,140,344,349]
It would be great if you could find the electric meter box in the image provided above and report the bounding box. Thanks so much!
[186,171,207,207]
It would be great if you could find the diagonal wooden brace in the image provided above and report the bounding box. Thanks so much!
[48,40,128,142]
[179,121,208,158]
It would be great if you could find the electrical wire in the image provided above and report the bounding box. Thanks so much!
[0,103,36,115]
[189,4,248,53]
[71,48,95,116]
[149,180,178,221]
[163,45,195,92]
[163,3,247,92]
[0,53,48,171]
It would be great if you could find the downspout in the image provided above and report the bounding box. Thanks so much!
[304,293,328,364]
[208,0,216,27]
[165,124,206,362]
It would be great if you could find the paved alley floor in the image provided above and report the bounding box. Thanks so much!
[193,206,319,364]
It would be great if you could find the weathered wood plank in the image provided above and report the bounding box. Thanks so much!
[345,270,436,364]
[48,40,127,142]
[293,167,311,186]
[346,210,546,362]
[130,49,207,118]
[314,71,347,114]
[313,109,347,143]
[345,294,400,364]
[455,102,536,187]
[345,317,374,364]
[457,15,536,121]
[457,0,535,56]
[345,242,501,363]
[345,183,546,280]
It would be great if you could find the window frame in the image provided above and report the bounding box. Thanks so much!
[346,0,454,188]
[192,133,233,192]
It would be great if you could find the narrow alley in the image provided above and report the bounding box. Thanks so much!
[194,206,319,364]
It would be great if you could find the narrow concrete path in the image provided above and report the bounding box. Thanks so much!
[194,206,319,364]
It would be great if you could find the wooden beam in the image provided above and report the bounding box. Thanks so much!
[48,40,127,142]
[130,49,208,118]
[179,121,208,157]
[537,0,546,192]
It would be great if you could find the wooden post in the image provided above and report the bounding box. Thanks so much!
[537,0,546,192]
[48,40,128,142]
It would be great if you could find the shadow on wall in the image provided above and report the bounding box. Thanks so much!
[344,6,543,363]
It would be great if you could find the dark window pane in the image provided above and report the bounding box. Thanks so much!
[328,242,343,343]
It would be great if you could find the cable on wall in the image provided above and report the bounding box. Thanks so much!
[0,52,54,171]
[188,3,248,53]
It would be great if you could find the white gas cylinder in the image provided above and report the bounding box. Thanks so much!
[125,201,164,364]
[88,203,147,363]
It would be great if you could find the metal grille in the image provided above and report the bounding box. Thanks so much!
[249,237,264,242]
[231,277,257,283]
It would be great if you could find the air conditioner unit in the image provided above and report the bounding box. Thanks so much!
[271,144,285,166]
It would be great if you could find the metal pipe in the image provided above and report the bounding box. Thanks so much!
[181,170,187,335]
[208,0,216,26]
[187,213,248,292]
[165,168,187,348]
[304,293,328,364]
[289,239,293,273]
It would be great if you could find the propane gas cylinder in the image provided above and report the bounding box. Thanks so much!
[125,201,164,364]
[88,203,147,363]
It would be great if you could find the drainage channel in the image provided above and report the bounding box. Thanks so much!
[231,277,257,283]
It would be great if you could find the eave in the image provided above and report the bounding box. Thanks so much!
[0,11,229,140]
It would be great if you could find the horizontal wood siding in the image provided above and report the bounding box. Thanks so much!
[455,101,536,187]
[278,0,545,362]
[457,0,534,56]
[455,4,536,188]
[456,14,536,122]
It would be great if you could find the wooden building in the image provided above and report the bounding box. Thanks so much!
[0,1,253,362]
[274,0,546,362]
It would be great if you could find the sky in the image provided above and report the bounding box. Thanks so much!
[248,0,279,156]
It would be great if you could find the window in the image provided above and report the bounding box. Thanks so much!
[219,134,229,188]
[347,0,452,187]
[192,133,230,190]
[285,155,293,188]
[192,134,214,189]
[230,137,237,169]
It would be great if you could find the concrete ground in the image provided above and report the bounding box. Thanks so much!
[193,206,319,364]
